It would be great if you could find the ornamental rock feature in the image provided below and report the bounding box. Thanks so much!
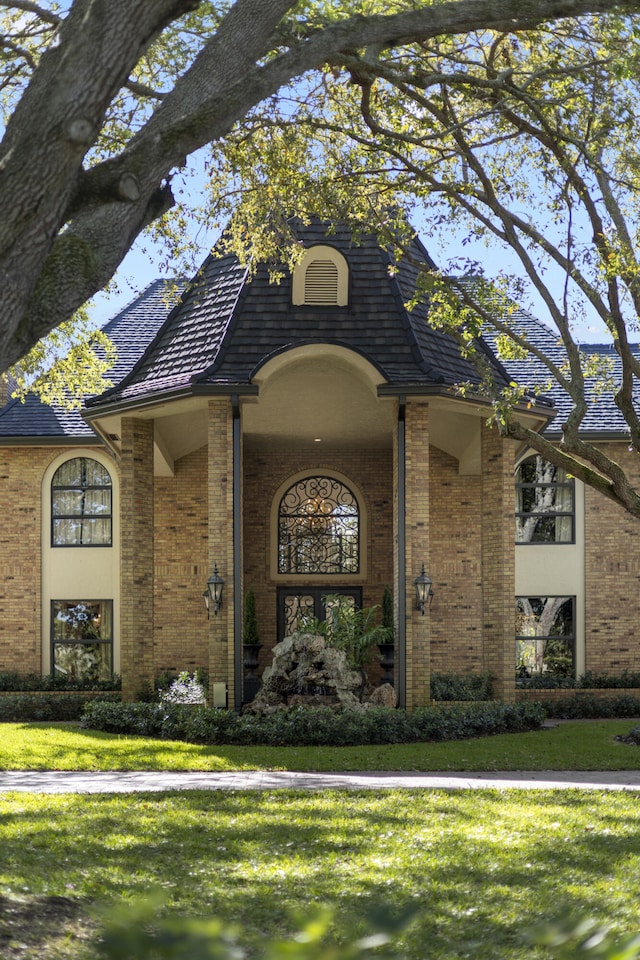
[244,631,396,714]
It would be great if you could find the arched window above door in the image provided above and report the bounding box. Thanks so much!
[278,475,359,574]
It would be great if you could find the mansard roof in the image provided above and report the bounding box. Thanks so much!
[1,220,636,442]
[87,220,505,411]
[0,280,180,441]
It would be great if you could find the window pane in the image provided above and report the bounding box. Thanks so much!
[51,457,112,546]
[516,596,574,678]
[52,601,113,680]
[53,643,112,681]
[278,476,359,574]
[515,455,574,544]
[283,594,316,635]
[52,601,112,641]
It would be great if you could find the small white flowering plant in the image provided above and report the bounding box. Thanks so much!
[159,670,207,705]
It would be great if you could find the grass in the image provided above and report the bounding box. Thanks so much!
[1,719,640,771]
[2,721,640,958]
[2,787,640,959]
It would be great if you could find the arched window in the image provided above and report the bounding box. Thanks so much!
[515,455,574,543]
[51,457,112,546]
[278,475,359,574]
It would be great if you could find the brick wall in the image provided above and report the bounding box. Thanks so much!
[153,445,209,675]
[120,419,154,700]
[584,442,640,673]
[207,400,235,704]
[429,446,483,674]
[0,446,53,672]
[481,424,516,700]
[404,401,431,708]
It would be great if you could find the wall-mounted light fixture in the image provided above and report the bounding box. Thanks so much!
[203,565,224,618]
[414,564,434,615]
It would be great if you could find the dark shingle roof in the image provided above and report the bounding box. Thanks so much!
[487,307,638,437]
[88,221,502,410]
[0,280,180,440]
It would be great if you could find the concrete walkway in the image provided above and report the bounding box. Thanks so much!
[2,769,640,793]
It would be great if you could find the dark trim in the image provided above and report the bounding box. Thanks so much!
[50,598,114,679]
[397,399,406,710]
[84,384,259,421]
[232,396,243,712]
[377,383,556,417]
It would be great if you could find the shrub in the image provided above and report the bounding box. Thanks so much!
[517,669,640,691]
[430,672,493,701]
[159,671,207,705]
[81,699,545,746]
[577,669,640,689]
[0,692,120,722]
[541,693,640,719]
[243,589,261,645]
[0,671,121,692]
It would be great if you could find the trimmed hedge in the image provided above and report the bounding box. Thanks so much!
[539,692,640,719]
[0,692,121,722]
[430,672,493,701]
[517,669,640,691]
[0,671,121,692]
[80,699,545,746]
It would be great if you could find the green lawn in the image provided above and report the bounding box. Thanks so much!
[2,787,640,959]
[1,719,640,771]
[2,721,640,959]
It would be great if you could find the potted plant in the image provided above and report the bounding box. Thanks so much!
[242,588,262,702]
[378,585,395,686]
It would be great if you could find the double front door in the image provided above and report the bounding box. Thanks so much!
[277,587,362,641]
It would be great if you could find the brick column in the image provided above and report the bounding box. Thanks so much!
[207,400,235,706]
[481,422,516,701]
[120,418,154,700]
[404,400,431,709]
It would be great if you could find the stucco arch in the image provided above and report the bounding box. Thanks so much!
[41,448,120,675]
[291,244,349,306]
[246,343,395,453]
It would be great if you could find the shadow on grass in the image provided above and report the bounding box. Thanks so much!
[2,789,640,958]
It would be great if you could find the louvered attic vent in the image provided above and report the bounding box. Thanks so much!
[304,259,339,305]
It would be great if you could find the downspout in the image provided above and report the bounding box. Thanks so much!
[397,399,406,709]
[232,396,243,712]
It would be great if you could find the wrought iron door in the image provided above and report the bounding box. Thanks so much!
[277,587,362,642]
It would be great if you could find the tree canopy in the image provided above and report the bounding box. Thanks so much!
[3,1,640,513]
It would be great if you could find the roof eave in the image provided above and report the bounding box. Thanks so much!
[0,434,102,446]
[83,383,259,422]
[376,382,556,420]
